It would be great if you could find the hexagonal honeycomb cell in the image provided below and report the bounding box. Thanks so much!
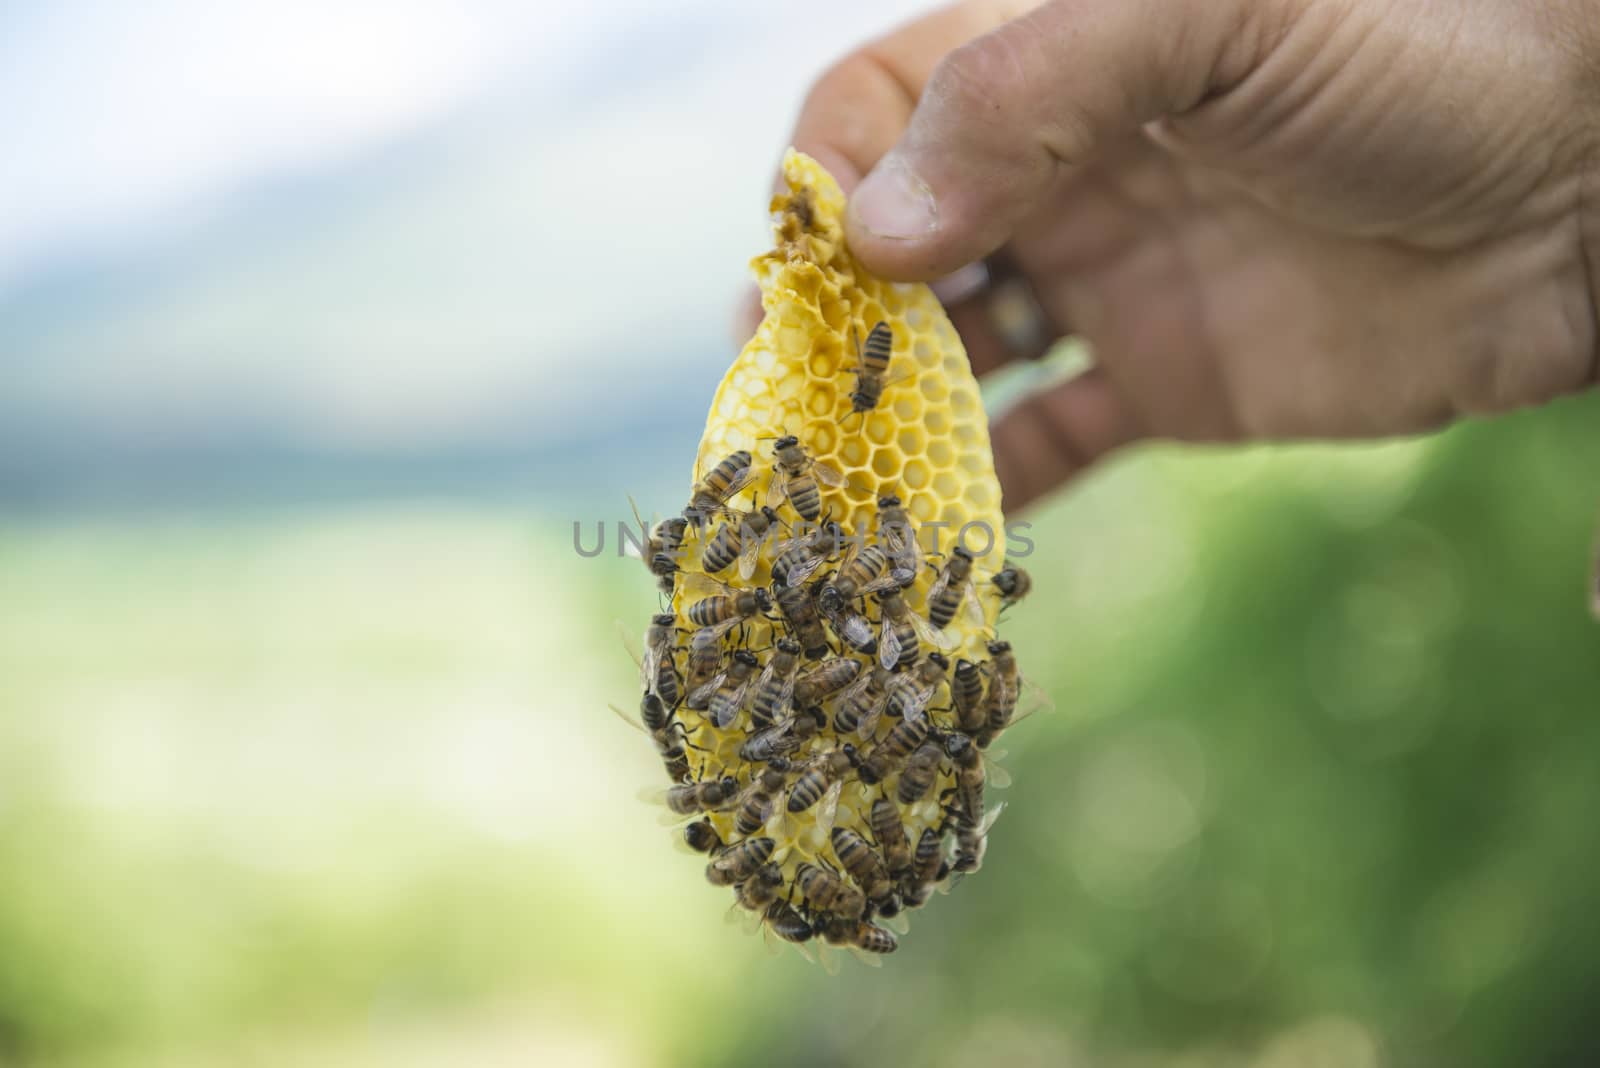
[693,152,1004,555]
[626,151,1035,966]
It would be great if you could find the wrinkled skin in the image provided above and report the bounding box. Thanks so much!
[749,0,1600,509]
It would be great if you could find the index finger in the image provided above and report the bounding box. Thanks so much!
[783,0,1035,194]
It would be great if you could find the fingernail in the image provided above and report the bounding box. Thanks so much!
[851,156,939,239]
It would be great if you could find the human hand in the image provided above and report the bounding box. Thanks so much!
[762,0,1600,510]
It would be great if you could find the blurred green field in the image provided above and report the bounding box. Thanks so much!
[2,392,1598,1068]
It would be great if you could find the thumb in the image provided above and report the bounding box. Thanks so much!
[845,0,1277,280]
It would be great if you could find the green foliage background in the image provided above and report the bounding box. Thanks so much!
[2,391,1595,1068]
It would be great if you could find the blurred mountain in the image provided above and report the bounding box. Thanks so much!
[0,4,854,509]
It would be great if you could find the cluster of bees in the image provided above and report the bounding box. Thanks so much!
[616,365,1037,967]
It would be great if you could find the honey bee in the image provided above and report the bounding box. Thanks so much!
[763,901,813,945]
[749,639,803,729]
[774,582,832,659]
[626,496,688,594]
[768,435,846,522]
[733,758,791,837]
[901,826,949,907]
[770,523,841,588]
[832,664,894,738]
[731,863,785,913]
[702,504,785,579]
[793,656,861,707]
[683,819,724,855]
[877,585,955,670]
[884,652,948,727]
[682,628,722,710]
[977,639,1019,747]
[992,561,1032,610]
[895,740,945,805]
[869,798,912,879]
[830,826,895,911]
[944,731,1011,828]
[608,692,692,782]
[951,658,986,734]
[707,835,777,886]
[951,802,1007,874]
[796,861,866,918]
[656,774,739,817]
[857,713,931,785]
[634,612,681,703]
[843,320,895,424]
[819,913,899,957]
[692,648,761,729]
[815,583,878,655]
[825,544,903,601]
[738,705,821,764]
[786,746,858,821]
[685,449,755,527]
[876,494,921,580]
[683,573,775,642]
[925,546,986,630]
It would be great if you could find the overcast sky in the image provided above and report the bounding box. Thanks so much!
[0,1,931,289]
[0,1,940,467]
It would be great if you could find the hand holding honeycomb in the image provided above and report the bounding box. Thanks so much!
[622,151,1037,968]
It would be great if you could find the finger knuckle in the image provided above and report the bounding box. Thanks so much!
[1450,294,1596,414]
[927,36,1031,123]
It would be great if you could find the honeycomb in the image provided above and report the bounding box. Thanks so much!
[623,151,1035,968]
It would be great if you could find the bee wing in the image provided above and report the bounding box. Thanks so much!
[641,645,665,692]
[886,528,921,570]
[997,680,1054,732]
[763,797,790,836]
[712,677,756,728]
[766,465,790,508]
[777,671,798,711]
[833,537,861,577]
[656,806,698,827]
[898,683,936,727]
[979,799,1008,835]
[816,940,842,976]
[857,572,905,597]
[695,616,744,644]
[733,902,768,938]
[784,935,817,965]
[878,623,902,671]
[606,702,648,738]
[785,552,827,587]
[688,671,728,707]
[907,609,957,651]
[772,534,802,555]
[834,610,874,651]
[623,494,653,559]
[723,465,756,501]
[682,571,738,597]
[814,779,844,837]
[736,529,765,580]
[849,945,886,969]
[925,568,953,615]
[882,911,911,936]
[810,459,847,487]
[835,666,877,709]
[642,785,698,824]
[617,620,643,670]
[962,581,988,628]
[981,752,1013,790]
[857,693,889,741]
[753,658,780,699]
